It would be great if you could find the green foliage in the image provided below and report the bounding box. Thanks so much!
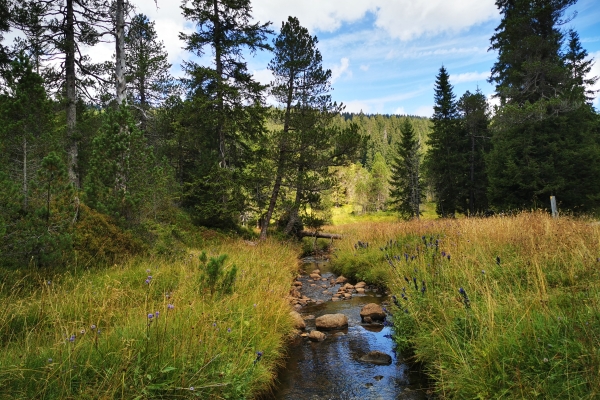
[425,66,466,217]
[487,103,600,212]
[84,105,156,225]
[200,253,238,296]
[389,119,424,219]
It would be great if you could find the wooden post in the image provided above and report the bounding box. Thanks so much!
[550,196,558,218]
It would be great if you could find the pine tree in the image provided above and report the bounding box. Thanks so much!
[84,106,155,225]
[0,0,11,70]
[179,0,272,228]
[260,16,335,239]
[389,118,423,219]
[424,66,465,217]
[125,13,175,123]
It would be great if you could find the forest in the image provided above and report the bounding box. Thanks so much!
[0,0,599,398]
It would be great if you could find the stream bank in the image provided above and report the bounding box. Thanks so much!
[268,258,429,400]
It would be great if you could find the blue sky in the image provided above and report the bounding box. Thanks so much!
[31,0,600,116]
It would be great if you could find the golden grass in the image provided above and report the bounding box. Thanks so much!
[327,212,600,398]
[0,239,300,399]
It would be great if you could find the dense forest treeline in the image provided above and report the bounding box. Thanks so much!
[0,0,599,268]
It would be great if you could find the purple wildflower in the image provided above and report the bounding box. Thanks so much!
[167,304,174,310]
[148,313,154,319]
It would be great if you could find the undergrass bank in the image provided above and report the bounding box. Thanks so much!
[0,239,300,399]
[328,213,600,398]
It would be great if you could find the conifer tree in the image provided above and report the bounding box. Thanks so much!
[424,66,465,217]
[180,0,272,227]
[260,16,335,239]
[125,13,174,123]
[457,89,490,215]
[487,0,600,213]
[84,106,155,225]
[389,118,423,219]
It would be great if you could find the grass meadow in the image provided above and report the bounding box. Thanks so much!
[0,239,300,399]
[327,212,600,398]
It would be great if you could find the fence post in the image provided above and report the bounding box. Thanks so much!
[550,196,558,218]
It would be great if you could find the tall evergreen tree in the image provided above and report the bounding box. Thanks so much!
[564,29,598,104]
[425,66,465,217]
[260,16,334,239]
[389,118,423,219]
[0,0,11,70]
[179,0,272,227]
[457,89,490,215]
[125,14,174,120]
[487,0,600,212]
[489,0,575,106]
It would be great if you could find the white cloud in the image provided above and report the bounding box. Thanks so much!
[252,0,377,33]
[252,0,499,41]
[374,1,498,41]
[450,71,490,84]
[360,64,370,71]
[252,68,274,86]
[331,57,352,83]
[394,106,406,115]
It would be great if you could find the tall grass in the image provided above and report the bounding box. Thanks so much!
[328,212,600,398]
[0,239,300,399]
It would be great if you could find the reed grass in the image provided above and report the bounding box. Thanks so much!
[328,212,600,398]
[0,239,300,399]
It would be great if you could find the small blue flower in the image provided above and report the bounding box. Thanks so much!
[47,358,53,363]
[227,328,231,333]
[189,387,195,391]
[91,324,97,330]
[168,304,174,310]
[148,313,154,319]
[69,335,76,342]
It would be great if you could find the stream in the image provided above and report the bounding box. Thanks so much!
[268,259,429,400]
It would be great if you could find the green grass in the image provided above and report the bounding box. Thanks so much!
[327,212,600,398]
[0,239,300,399]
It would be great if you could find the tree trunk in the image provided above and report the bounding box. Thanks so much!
[115,0,126,105]
[284,167,304,235]
[65,0,78,188]
[298,231,342,239]
[213,0,225,168]
[259,153,284,240]
[23,136,28,209]
[259,72,295,240]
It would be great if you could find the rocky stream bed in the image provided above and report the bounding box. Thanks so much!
[267,258,429,400]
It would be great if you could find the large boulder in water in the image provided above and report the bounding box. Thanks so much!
[360,350,392,365]
[315,313,348,330]
[360,303,386,322]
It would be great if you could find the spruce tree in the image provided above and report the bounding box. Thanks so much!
[425,66,465,217]
[457,89,490,215]
[389,118,423,219]
[487,0,600,213]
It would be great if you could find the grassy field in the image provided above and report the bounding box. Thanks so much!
[0,238,300,399]
[327,212,600,398]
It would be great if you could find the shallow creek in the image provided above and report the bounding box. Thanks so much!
[269,259,428,400]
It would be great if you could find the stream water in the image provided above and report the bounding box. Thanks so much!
[268,259,429,400]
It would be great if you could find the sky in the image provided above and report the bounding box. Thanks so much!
[14,0,600,116]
